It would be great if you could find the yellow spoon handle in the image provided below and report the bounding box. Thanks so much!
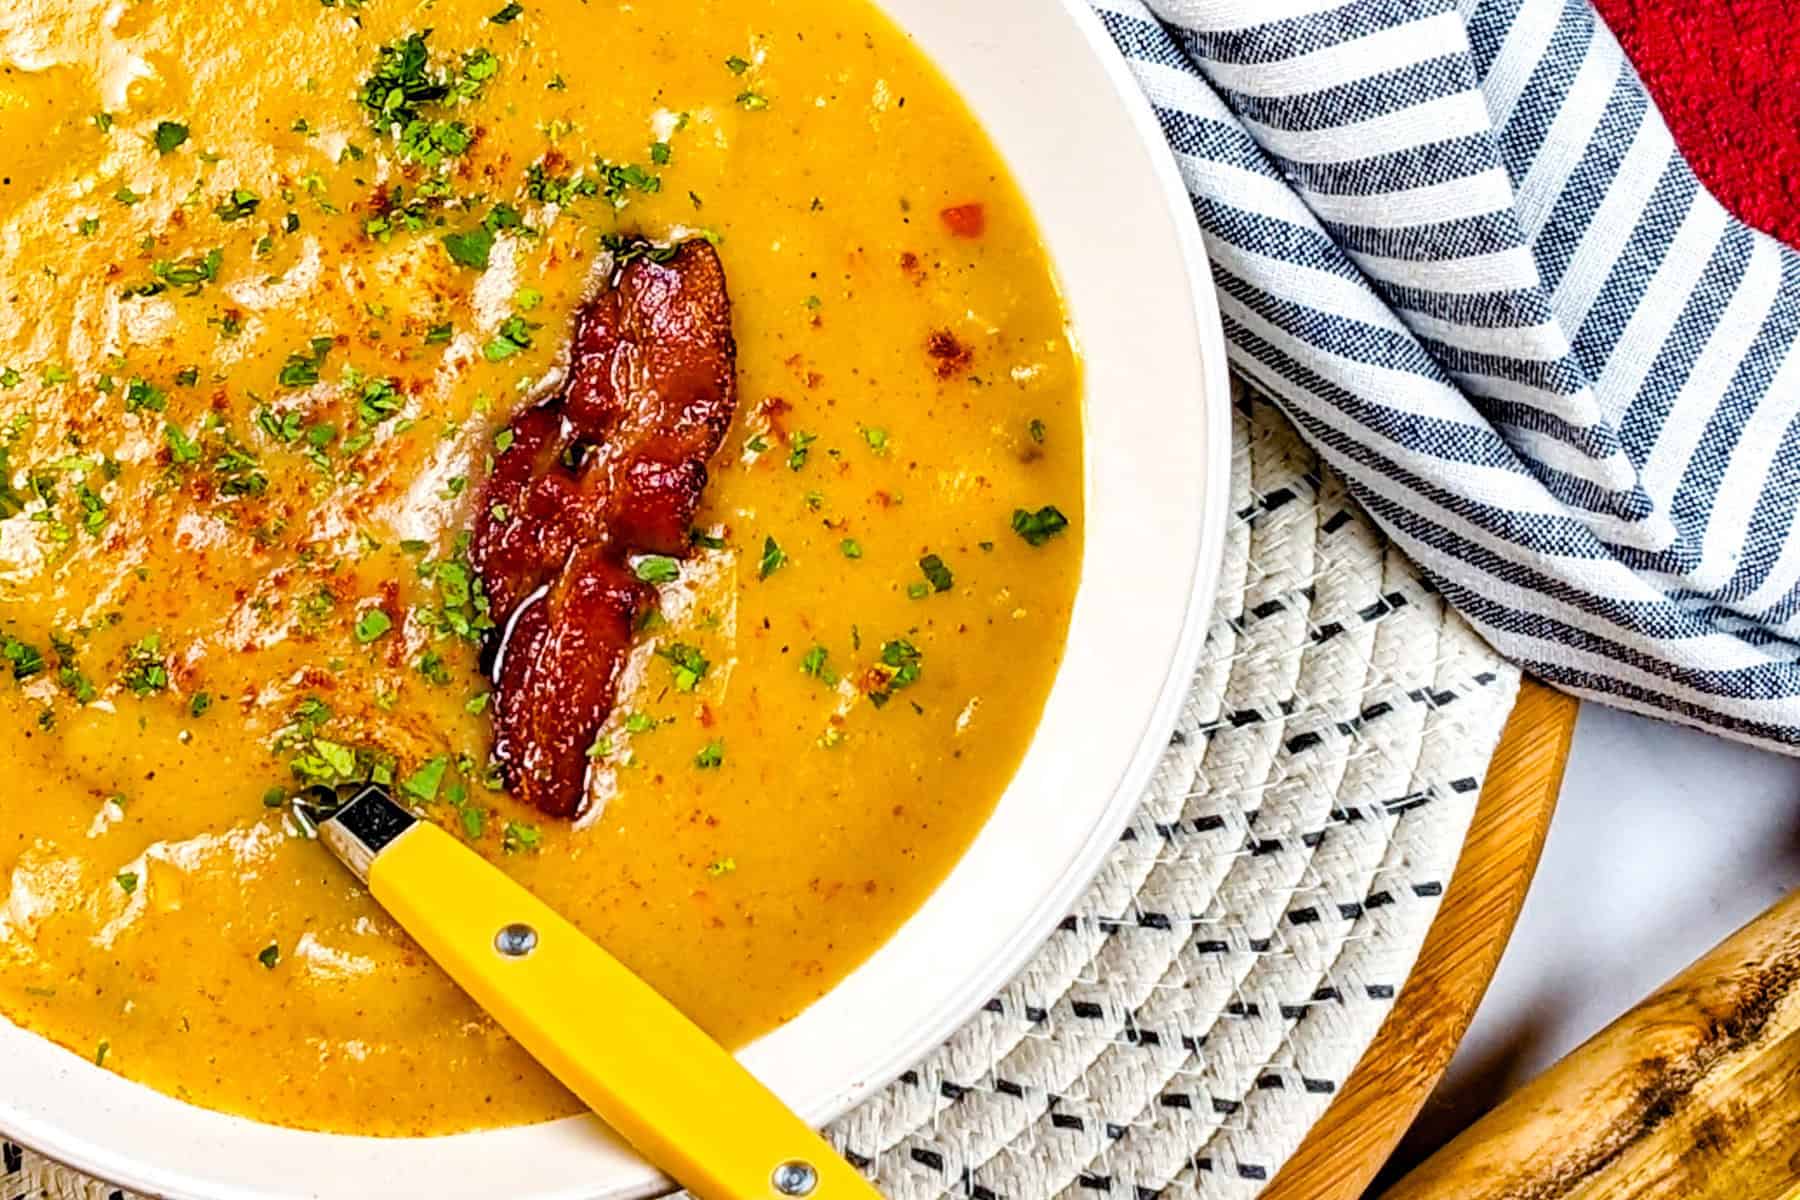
[367,820,881,1200]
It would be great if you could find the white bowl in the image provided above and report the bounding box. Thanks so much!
[0,1,1230,1195]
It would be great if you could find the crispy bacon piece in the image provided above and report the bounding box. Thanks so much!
[471,240,736,817]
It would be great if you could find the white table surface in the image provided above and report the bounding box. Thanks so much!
[1375,699,1800,1186]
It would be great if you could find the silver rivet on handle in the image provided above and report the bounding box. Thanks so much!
[772,1160,819,1196]
[494,923,539,957]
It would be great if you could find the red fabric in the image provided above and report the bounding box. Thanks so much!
[1591,0,1800,248]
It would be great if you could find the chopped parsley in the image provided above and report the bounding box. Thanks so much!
[633,555,680,585]
[596,161,663,209]
[1028,418,1047,444]
[415,542,494,642]
[361,33,449,130]
[442,225,494,270]
[353,608,393,643]
[525,160,600,206]
[125,378,167,413]
[277,337,334,388]
[131,247,224,297]
[758,536,787,579]
[503,820,541,853]
[357,376,404,425]
[415,650,452,685]
[787,431,816,471]
[693,738,725,769]
[401,755,448,801]
[120,634,169,696]
[1011,505,1070,547]
[163,423,202,466]
[866,638,922,708]
[724,55,751,74]
[918,553,954,593]
[115,871,139,895]
[188,691,213,718]
[257,943,280,969]
[2,635,45,680]
[839,538,863,560]
[53,636,95,704]
[800,644,836,684]
[736,91,769,111]
[153,120,189,155]
[482,314,537,361]
[490,1,524,21]
[359,32,485,168]
[862,426,889,454]
[657,642,709,692]
[214,189,261,221]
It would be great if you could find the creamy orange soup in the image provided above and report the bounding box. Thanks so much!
[0,0,1081,1134]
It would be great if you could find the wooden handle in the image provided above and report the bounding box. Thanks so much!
[1383,886,1800,1200]
[370,821,880,1200]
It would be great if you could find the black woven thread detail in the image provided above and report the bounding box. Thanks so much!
[1279,648,1506,756]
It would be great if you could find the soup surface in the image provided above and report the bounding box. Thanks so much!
[0,0,1081,1134]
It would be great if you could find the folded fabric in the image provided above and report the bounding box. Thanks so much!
[1094,0,1800,750]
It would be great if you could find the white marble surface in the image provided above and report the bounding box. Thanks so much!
[1376,700,1800,1184]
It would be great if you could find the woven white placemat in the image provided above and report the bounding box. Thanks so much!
[4,378,1520,1200]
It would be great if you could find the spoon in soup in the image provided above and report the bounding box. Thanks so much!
[291,782,882,1200]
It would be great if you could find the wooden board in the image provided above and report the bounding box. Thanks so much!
[1260,679,1580,1200]
[1382,886,1800,1200]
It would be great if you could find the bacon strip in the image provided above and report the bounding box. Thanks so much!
[470,240,736,817]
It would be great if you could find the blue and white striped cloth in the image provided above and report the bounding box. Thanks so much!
[1095,0,1800,749]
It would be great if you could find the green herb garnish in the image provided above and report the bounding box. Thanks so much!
[153,120,189,154]
[634,555,680,584]
[758,536,787,579]
[1010,505,1069,547]
[657,642,709,692]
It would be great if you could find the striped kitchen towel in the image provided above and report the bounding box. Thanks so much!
[1092,0,1800,749]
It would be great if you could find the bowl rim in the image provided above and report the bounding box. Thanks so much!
[776,0,1231,1134]
[0,1,1232,1195]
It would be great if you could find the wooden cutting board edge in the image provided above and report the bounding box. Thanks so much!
[1260,679,1581,1200]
